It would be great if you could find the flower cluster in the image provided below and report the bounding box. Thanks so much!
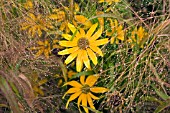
[20,1,149,113]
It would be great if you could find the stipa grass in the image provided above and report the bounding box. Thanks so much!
[0,0,170,113]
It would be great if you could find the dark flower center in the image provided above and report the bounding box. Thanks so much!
[77,38,89,49]
[81,84,90,94]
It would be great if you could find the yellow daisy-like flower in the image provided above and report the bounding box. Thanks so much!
[63,75,108,113]
[30,40,59,59]
[29,72,47,96]
[21,13,54,37]
[106,19,124,44]
[128,26,148,48]
[58,23,108,72]
[98,0,120,5]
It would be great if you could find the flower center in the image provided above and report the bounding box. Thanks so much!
[81,84,90,94]
[77,38,89,49]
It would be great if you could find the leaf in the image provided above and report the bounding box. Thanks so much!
[18,73,35,108]
[0,75,22,113]
[82,105,102,113]
[0,104,8,108]
[142,96,162,104]
[70,70,94,79]
[151,85,169,100]
[154,99,170,113]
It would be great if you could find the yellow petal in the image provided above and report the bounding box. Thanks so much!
[89,45,103,57]
[77,93,85,110]
[114,19,118,28]
[91,38,108,46]
[82,94,88,113]
[37,28,42,36]
[35,49,44,58]
[44,49,49,59]
[68,70,77,78]
[28,13,36,20]
[64,50,79,64]
[90,87,109,93]
[48,14,58,20]
[59,41,77,47]
[63,81,82,88]
[80,75,85,85]
[86,23,98,38]
[87,93,95,109]
[58,47,79,55]
[86,48,97,65]
[89,92,99,100]
[59,22,66,31]
[90,27,102,41]
[106,30,112,36]
[20,24,30,30]
[75,15,87,23]
[74,3,80,12]
[76,50,84,72]
[67,23,80,37]
[110,36,115,44]
[62,34,72,40]
[82,50,91,69]
[85,75,99,87]
[30,46,43,50]
[38,79,48,86]
[79,28,85,37]
[66,91,82,109]
[62,88,81,99]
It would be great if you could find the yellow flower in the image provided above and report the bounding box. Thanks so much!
[128,26,148,48]
[98,0,120,5]
[30,40,58,59]
[63,75,108,113]
[49,10,92,33]
[29,72,47,96]
[58,23,108,72]
[49,9,66,22]
[106,19,124,44]
[21,13,54,37]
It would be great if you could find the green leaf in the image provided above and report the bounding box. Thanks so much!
[0,75,22,113]
[82,105,103,113]
[0,104,8,108]
[70,70,94,79]
[154,99,170,113]
[152,85,169,100]
[142,96,162,104]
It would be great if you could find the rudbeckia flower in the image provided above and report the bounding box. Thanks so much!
[29,72,47,96]
[62,75,108,113]
[128,26,148,48]
[30,40,59,59]
[49,8,92,33]
[58,23,108,72]
[106,19,124,44]
[20,13,54,37]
